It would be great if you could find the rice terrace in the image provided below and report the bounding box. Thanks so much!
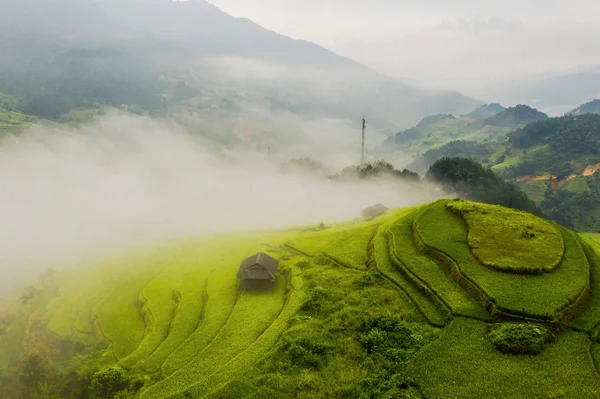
[3,199,600,398]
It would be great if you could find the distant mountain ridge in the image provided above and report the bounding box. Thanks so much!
[461,103,506,120]
[484,105,548,127]
[566,99,600,116]
[0,0,480,128]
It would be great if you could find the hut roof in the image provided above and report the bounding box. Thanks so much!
[237,252,279,279]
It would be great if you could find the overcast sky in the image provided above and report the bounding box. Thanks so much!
[208,0,600,97]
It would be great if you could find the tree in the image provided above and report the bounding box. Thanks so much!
[89,367,129,399]
[427,157,542,216]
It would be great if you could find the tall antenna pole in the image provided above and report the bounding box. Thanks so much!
[361,115,366,165]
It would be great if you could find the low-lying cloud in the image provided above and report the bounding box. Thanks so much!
[0,113,443,295]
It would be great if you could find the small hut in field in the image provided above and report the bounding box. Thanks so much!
[237,252,279,291]
[361,203,390,219]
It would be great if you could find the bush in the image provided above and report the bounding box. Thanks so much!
[358,314,429,365]
[89,366,129,398]
[279,330,332,369]
[489,324,548,355]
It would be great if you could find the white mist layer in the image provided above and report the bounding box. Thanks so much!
[0,114,443,294]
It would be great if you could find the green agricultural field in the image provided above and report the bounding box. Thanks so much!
[521,179,549,202]
[407,318,600,398]
[562,176,591,194]
[4,199,600,398]
[447,200,564,274]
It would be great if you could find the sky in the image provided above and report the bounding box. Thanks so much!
[207,0,600,97]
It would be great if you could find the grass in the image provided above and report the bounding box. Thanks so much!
[561,177,591,194]
[407,318,600,398]
[140,275,287,399]
[176,266,307,398]
[373,208,450,327]
[387,210,490,320]
[5,200,600,398]
[285,217,387,270]
[416,200,589,322]
[571,234,600,334]
[447,200,564,274]
[520,179,549,202]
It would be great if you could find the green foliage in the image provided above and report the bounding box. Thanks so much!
[447,200,564,274]
[509,113,600,153]
[427,157,542,216]
[409,140,493,174]
[333,160,420,182]
[358,313,433,366]
[489,323,549,354]
[89,366,129,399]
[279,329,333,369]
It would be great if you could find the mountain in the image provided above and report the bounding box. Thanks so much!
[567,99,600,116]
[484,105,548,127]
[461,103,506,119]
[0,0,480,129]
[409,113,600,230]
[381,104,549,160]
[493,69,600,115]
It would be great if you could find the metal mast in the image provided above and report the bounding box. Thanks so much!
[361,116,366,165]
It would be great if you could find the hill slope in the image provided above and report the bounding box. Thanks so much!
[3,200,600,398]
[382,104,547,158]
[0,0,479,128]
[567,99,600,116]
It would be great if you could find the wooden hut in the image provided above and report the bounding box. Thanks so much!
[237,252,279,291]
[361,203,390,219]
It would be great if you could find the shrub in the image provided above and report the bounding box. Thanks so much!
[278,330,332,369]
[89,366,129,398]
[489,324,548,355]
[359,314,429,365]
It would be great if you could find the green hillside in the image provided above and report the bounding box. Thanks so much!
[383,105,548,158]
[3,199,600,398]
[0,92,37,132]
[567,99,600,116]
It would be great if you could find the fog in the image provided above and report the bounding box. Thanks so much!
[0,112,444,296]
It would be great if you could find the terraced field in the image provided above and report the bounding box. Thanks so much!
[5,199,600,398]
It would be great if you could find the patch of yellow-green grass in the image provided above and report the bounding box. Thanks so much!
[118,279,178,370]
[158,235,289,377]
[416,200,589,322]
[45,248,172,343]
[285,216,389,270]
[95,249,183,360]
[373,207,450,327]
[135,253,213,374]
[388,211,490,320]
[448,200,564,274]
[177,266,307,398]
[571,234,600,334]
[407,318,600,398]
[520,179,549,202]
[562,176,591,194]
[141,275,287,399]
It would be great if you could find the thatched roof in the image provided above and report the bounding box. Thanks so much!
[237,252,279,279]
[362,203,390,216]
